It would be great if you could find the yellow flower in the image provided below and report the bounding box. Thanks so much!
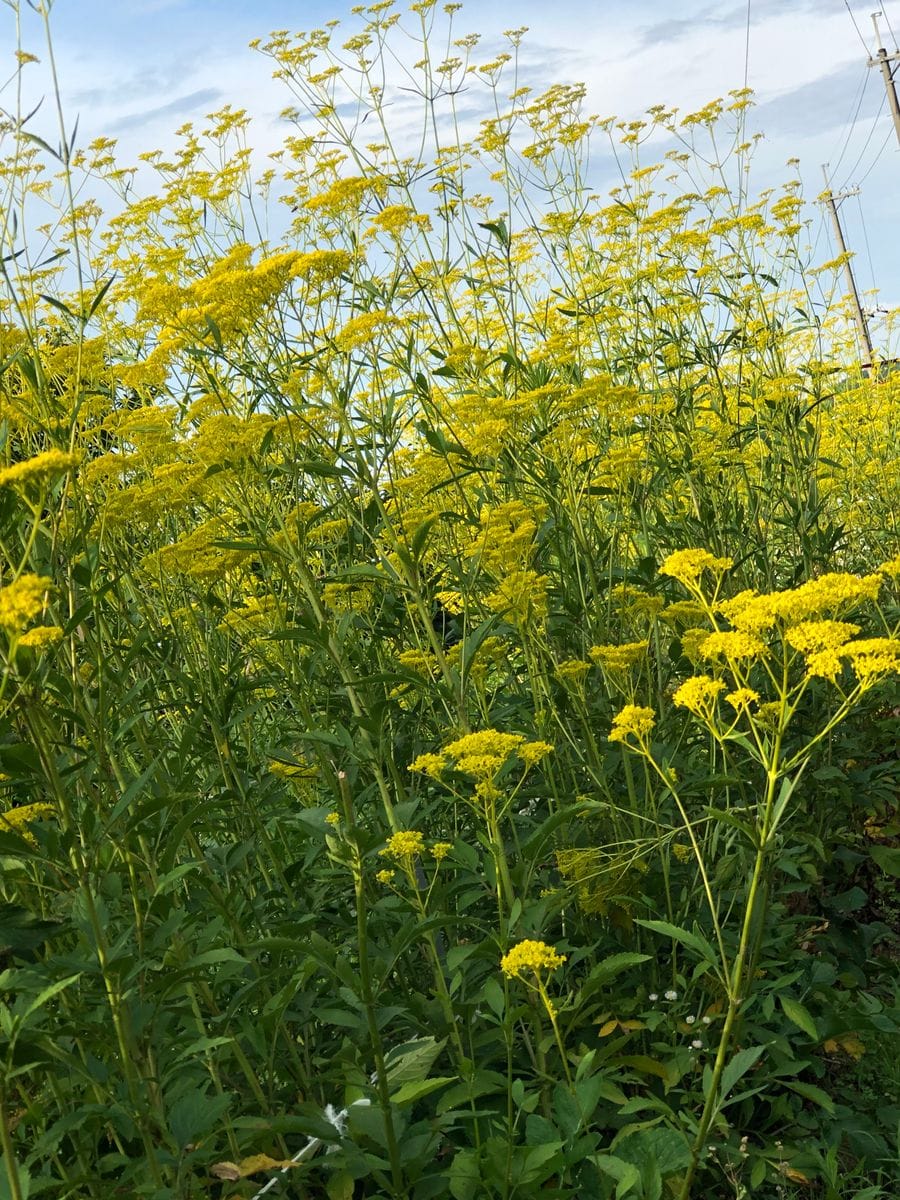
[726,687,759,710]
[334,309,397,351]
[290,249,351,281]
[435,590,465,614]
[700,630,766,661]
[673,675,726,717]
[0,449,79,489]
[324,812,341,826]
[805,650,843,682]
[660,549,732,587]
[379,830,425,861]
[589,641,648,672]
[0,575,52,635]
[773,573,882,624]
[375,869,395,885]
[840,637,900,686]
[608,705,655,744]
[518,740,554,768]
[681,627,711,663]
[0,802,55,846]
[409,752,448,779]
[660,600,707,628]
[785,620,860,655]
[555,659,592,686]
[16,625,63,650]
[500,939,566,979]
[431,842,453,861]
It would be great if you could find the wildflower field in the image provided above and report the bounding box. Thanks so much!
[1,2,899,1197]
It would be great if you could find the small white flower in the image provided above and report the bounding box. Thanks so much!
[691,1038,703,1049]
[664,989,678,1000]
[702,1015,711,1025]
[648,993,658,1002]
[685,1014,696,1025]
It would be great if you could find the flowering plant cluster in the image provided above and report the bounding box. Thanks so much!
[0,3,897,1199]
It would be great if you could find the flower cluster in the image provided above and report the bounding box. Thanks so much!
[500,939,566,979]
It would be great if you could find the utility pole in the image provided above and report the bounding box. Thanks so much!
[868,12,900,148]
[821,165,874,368]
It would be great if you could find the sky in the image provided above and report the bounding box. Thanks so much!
[5,0,900,349]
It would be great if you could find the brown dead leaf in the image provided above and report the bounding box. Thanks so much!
[210,1154,304,1180]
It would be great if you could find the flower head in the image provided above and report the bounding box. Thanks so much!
[501,939,566,979]
[673,675,726,718]
[608,705,655,745]
[379,830,425,862]
[589,641,648,672]
[0,449,79,490]
[660,549,732,588]
[0,575,52,635]
[700,630,766,661]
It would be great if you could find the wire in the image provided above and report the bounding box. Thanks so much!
[843,0,871,53]
[855,190,877,294]
[881,4,899,48]
[856,122,895,185]
[836,91,887,190]
[828,68,870,183]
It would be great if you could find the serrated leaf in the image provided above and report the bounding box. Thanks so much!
[390,1075,455,1106]
[783,1080,835,1113]
[780,995,818,1041]
[449,1147,480,1200]
[384,1036,446,1085]
[716,1045,766,1106]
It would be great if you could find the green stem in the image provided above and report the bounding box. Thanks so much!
[0,1086,24,1200]
[339,775,405,1196]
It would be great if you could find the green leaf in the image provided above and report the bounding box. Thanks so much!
[21,973,81,1024]
[326,1172,355,1200]
[766,766,807,842]
[552,1083,582,1139]
[390,1076,456,1106]
[168,1089,232,1148]
[385,1036,446,1086]
[716,1045,766,1107]
[780,995,818,1041]
[87,275,116,319]
[593,1153,642,1198]
[584,952,651,991]
[634,919,719,968]
[449,1148,480,1200]
[0,1154,30,1200]
[870,844,900,877]
[482,976,505,1018]
[783,1080,835,1114]
[0,905,64,957]
[459,616,501,680]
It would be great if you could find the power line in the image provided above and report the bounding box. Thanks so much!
[828,67,870,183]
[836,91,887,190]
[854,189,877,294]
[843,0,871,53]
[856,122,895,184]
[881,4,899,49]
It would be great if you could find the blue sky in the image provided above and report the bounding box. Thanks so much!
[7,0,900,345]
